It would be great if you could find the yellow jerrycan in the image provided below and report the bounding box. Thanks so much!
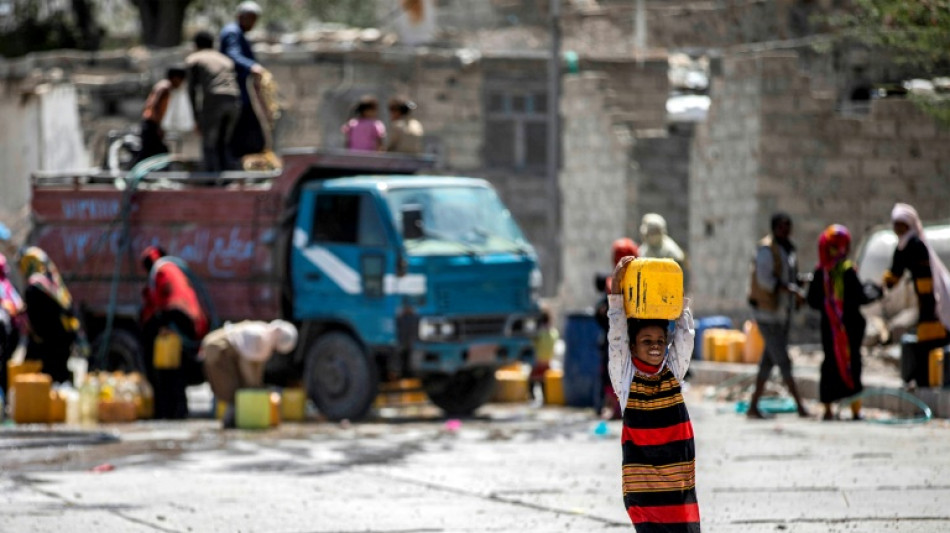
[153,330,182,369]
[621,258,684,320]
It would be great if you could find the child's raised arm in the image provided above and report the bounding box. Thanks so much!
[665,301,695,382]
[607,257,635,413]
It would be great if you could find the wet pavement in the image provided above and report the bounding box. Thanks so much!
[2,386,950,532]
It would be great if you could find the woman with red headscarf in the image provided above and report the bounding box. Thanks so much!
[806,225,876,420]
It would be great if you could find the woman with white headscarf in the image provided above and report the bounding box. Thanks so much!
[883,203,950,354]
[200,319,298,428]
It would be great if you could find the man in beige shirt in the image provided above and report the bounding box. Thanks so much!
[186,31,241,171]
[386,97,424,154]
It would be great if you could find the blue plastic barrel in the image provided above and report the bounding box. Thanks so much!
[693,316,733,360]
[563,313,602,408]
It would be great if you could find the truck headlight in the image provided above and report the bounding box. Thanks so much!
[439,322,455,337]
[522,317,538,335]
[419,320,437,340]
[530,267,543,303]
[418,318,456,341]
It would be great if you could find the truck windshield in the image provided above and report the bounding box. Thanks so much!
[386,186,530,255]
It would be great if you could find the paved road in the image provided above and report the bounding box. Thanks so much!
[2,387,950,532]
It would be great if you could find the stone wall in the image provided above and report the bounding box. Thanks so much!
[690,51,950,316]
[689,53,763,315]
[631,123,693,255]
[557,72,632,313]
[564,0,838,53]
[0,77,88,252]
[581,57,669,131]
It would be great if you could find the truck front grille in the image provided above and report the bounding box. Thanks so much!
[456,316,508,338]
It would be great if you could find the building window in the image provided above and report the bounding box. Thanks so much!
[484,87,548,172]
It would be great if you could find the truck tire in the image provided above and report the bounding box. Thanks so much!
[423,368,497,416]
[304,332,378,421]
[90,329,145,374]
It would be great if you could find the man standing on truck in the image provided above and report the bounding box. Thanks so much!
[220,1,266,160]
[186,30,241,172]
[141,246,210,419]
[133,67,187,166]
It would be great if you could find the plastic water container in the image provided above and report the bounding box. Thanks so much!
[694,316,734,360]
[280,388,306,421]
[543,368,565,405]
[235,389,271,429]
[63,385,81,425]
[48,389,66,423]
[269,391,281,427]
[702,329,726,362]
[742,320,765,363]
[79,375,100,425]
[10,373,52,424]
[726,331,746,363]
[563,313,602,408]
[493,370,529,403]
[7,359,42,392]
[620,258,684,320]
[153,330,182,369]
[929,348,944,388]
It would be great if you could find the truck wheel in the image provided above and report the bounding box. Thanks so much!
[90,329,145,374]
[304,332,378,421]
[423,368,497,416]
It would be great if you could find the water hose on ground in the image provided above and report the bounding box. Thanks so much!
[707,371,933,424]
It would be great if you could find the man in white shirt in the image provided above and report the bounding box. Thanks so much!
[201,319,298,428]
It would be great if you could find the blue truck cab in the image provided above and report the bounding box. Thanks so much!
[286,161,541,419]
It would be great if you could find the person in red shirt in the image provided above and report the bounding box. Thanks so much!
[141,246,209,419]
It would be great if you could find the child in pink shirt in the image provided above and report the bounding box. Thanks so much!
[342,95,386,151]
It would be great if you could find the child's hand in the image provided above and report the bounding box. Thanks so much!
[610,256,636,295]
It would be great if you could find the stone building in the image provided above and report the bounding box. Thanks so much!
[689,52,950,316]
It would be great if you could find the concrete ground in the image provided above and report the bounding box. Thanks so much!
[2,379,950,533]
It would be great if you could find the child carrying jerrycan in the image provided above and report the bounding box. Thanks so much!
[606,256,700,532]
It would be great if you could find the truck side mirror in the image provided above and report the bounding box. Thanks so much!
[401,204,424,240]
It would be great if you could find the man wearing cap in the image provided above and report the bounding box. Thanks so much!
[220,1,266,159]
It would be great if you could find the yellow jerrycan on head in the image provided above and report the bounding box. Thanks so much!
[620,258,684,320]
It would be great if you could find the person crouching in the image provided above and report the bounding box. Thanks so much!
[200,320,298,428]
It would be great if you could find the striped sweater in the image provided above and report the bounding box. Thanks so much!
[623,367,699,531]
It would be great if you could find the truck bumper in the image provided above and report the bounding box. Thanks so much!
[409,337,535,374]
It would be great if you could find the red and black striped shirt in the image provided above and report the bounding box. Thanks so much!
[622,365,700,532]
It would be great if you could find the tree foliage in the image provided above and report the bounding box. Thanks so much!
[130,0,194,48]
[829,0,950,124]
[0,0,102,58]
[834,0,950,70]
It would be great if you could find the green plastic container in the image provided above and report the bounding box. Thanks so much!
[236,389,271,429]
